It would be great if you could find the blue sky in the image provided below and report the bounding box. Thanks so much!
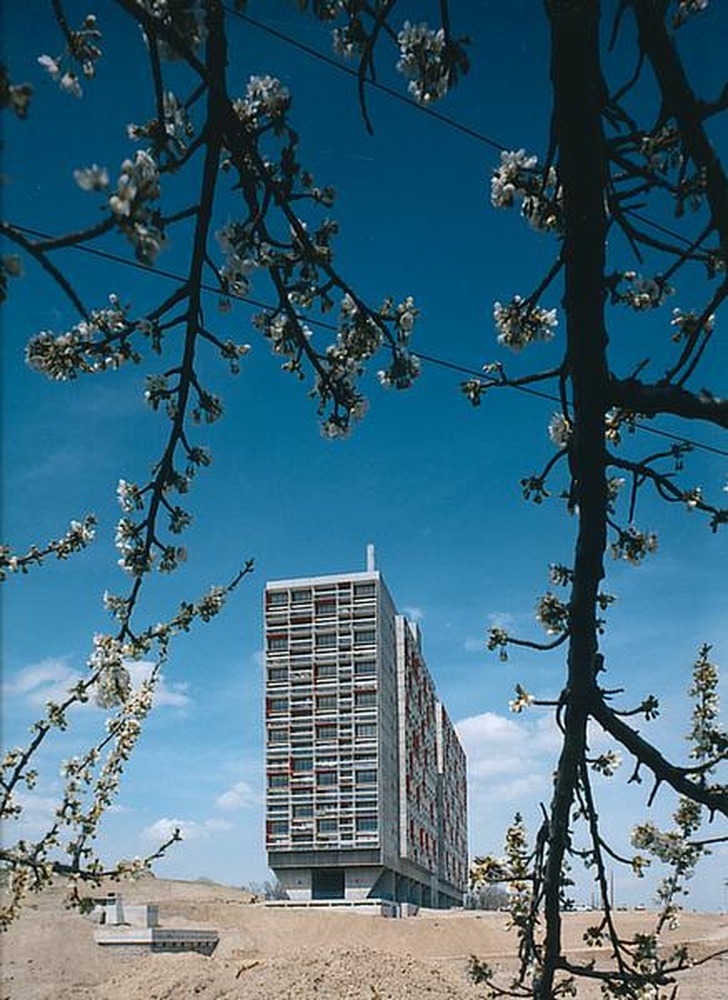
[2,2,726,909]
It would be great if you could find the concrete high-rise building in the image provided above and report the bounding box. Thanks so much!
[263,548,468,908]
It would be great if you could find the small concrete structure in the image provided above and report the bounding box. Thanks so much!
[92,894,218,956]
[265,896,406,918]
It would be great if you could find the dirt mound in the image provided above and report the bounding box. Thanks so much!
[92,947,483,1000]
[3,878,727,1000]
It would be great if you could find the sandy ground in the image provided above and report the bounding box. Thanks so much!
[2,876,727,999]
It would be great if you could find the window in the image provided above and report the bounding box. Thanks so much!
[291,588,312,603]
[316,694,337,711]
[354,630,375,646]
[293,804,313,818]
[317,724,337,740]
[268,697,288,713]
[292,757,313,772]
[268,773,288,788]
[268,666,287,682]
[267,591,287,607]
[315,599,336,614]
[354,582,376,597]
[315,662,337,679]
[354,660,376,676]
[356,769,377,784]
[267,634,288,651]
[315,633,336,648]
[355,722,377,739]
[269,820,288,835]
[355,690,376,708]
[356,815,378,832]
[316,770,337,786]
[268,728,287,743]
[318,818,338,833]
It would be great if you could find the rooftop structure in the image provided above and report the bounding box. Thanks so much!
[263,549,467,908]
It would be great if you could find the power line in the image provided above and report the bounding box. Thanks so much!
[225,6,507,152]
[227,5,708,254]
[11,222,728,459]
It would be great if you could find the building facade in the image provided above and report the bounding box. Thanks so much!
[263,550,467,907]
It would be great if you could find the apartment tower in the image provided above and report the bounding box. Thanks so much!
[263,547,467,907]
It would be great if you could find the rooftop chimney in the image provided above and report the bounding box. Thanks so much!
[366,544,376,572]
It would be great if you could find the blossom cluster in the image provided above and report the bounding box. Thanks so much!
[673,0,709,28]
[396,22,449,105]
[687,644,726,762]
[670,307,715,342]
[487,626,510,661]
[494,295,558,351]
[128,90,194,157]
[37,13,102,98]
[115,517,151,576]
[1,65,32,118]
[377,296,421,389]
[509,684,534,714]
[216,222,260,297]
[535,592,570,635]
[108,151,165,264]
[232,75,290,127]
[88,634,131,709]
[609,271,674,311]
[589,750,622,776]
[25,295,136,380]
[604,407,637,447]
[0,514,96,581]
[548,412,572,448]
[138,0,207,58]
[491,149,561,232]
[610,526,658,563]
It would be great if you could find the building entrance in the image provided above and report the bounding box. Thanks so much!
[312,868,345,900]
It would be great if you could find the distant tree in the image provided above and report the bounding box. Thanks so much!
[240,878,287,901]
[465,883,510,912]
[1,3,726,999]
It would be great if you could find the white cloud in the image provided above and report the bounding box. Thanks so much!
[3,657,82,707]
[486,611,517,629]
[463,636,485,653]
[4,791,59,840]
[215,780,261,811]
[5,657,190,711]
[456,710,560,803]
[402,605,424,623]
[141,816,233,844]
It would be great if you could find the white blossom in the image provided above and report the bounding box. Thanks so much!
[611,527,659,564]
[109,150,160,218]
[494,295,558,351]
[59,72,82,98]
[616,271,673,311]
[37,55,61,80]
[548,412,573,448]
[673,0,709,27]
[670,307,714,342]
[116,479,144,512]
[491,149,538,208]
[396,22,449,105]
[73,164,109,192]
[491,149,561,232]
[89,634,131,709]
[233,75,290,124]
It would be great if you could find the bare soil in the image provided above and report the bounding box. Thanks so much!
[2,876,726,998]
